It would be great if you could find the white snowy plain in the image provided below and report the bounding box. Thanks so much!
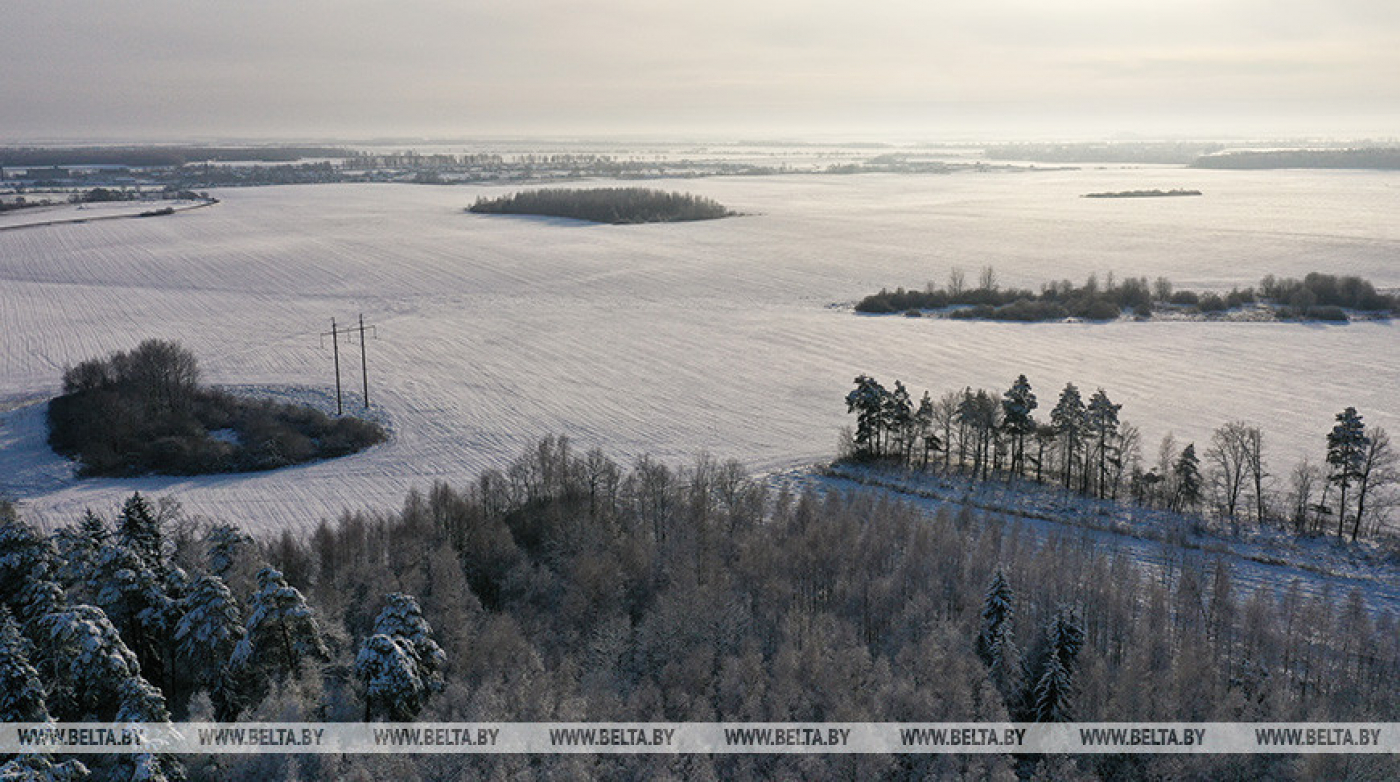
[1,168,1396,536]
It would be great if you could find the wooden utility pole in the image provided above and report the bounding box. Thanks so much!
[320,315,377,414]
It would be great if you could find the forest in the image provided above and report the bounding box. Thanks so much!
[47,340,384,477]
[467,187,733,224]
[855,269,1400,322]
[843,373,1396,543]
[3,433,1396,780]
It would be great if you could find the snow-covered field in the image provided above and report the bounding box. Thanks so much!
[1,167,1397,532]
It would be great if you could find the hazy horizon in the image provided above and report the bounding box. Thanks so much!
[4,2,1399,143]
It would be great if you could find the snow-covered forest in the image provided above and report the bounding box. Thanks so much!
[3,438,1397,780]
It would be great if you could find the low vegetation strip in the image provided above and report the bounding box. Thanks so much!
[1082,189,1201,198]
[467,186,733,224]
[855,269,1399,322]
[47,339,384,476]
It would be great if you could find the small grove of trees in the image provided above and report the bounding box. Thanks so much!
[856,269,1398,321]
[843,375,1397,541]
[467,187,733,224]
[48,339,385,476]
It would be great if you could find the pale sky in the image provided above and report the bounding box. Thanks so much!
[4,0,1399,141]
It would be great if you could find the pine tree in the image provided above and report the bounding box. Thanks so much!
[206,524,251,579]
[1173,444,1202,511]
[0,608,48,722]
[845,375,889,460]
[32,605,169,722]
[354,634,426,721]
[1051,383,1087,491]
[1032,653,1074,722]
[1085,388,1122,498]
[1001,375,1037,479]
[231,568,328,681]
[976,571,1019,703]
[0,521,64,627]
[91,541,176,695]
[50,510,108,596]
[117,492,166,576]
[1325,407,1369,539]
[370,593,446,693]
[175,574,245,718]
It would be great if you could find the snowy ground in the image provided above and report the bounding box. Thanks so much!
[1,169,1397,532]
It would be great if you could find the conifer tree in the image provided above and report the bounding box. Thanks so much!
[231,568,328,682]
[175,574,245,718]
[1051,383,1087,490]
[975,571,1019,703]
[0,608,48,723]
[0,521,64,627]
[1002,375,1037,479]
[1173,444,1202,511]
[370,593,447,693]
[32,605,169,722]
[117,492,166,576]
[1325,407,1369,539]
[1085,388,1121,498]
[845,375,889,460]
[354,634,426,721]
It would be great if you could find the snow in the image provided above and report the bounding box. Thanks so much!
[1,169,1397,534]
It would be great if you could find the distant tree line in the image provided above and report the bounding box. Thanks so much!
[844,374,1396,542]
[856,268,1399,321]
[0,146,353,168]
[468,187,733,224]
[48,340,384,476]
[1193,148,1400,170]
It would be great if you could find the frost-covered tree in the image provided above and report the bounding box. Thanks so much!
[117,492,166,575]
[91,541,177,695]
[1351,428,1395,542]
[1051,383,1087,490]
[32,605,169,722]
[50,510,108,596]
[0,521,64,627]
[370,593,446,693]
[354,634,426,721]
[1020,607,1083,721]
[232,568,328,682]
[0,608,48,722]
[1032,653,1074,722]
[206,524,252,579]
[975,571,1019,703]
[175,574,245,718]
[1001,375,1037,479]
[0,754,89,782]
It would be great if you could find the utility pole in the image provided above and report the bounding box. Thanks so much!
[320,315,377,414]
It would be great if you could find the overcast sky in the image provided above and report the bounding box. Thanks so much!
[4,0,1399,141]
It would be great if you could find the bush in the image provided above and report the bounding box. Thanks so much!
[468,187,732,224]
[1198,293,1228,313]
[1169,290,1199,306]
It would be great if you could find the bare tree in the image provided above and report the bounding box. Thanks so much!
[1206,421,1251,523]
[1352,428,1396,542]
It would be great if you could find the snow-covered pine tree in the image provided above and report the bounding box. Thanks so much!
[0,754,89,782]
[0,521,64,628]
[354,634,426,721]
[1032,652,1074,722]
[976,571,1019,704]
[175,574,244,719]
[91,541,177,695]
[50,509,108,596]
[845,375,889,460]
[0,608,48,722]
[370,593,446,693]
[1325,407,1369,539]
[206,524,251,580]
[32,605,169,722]
[231,568,328,681]
[117,492,166,576]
